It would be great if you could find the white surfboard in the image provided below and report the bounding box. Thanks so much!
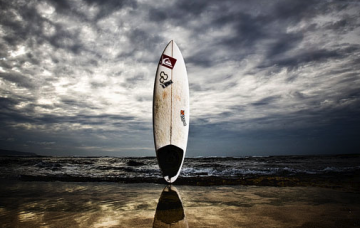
[153,40,189,183]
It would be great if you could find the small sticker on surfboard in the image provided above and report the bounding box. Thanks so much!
[159,71,173,88]
[180,110,187,126]
[160,54,177,69]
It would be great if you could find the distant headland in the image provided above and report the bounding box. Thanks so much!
[0,149,38,156]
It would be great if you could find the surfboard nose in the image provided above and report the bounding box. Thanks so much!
[156,145,184,182]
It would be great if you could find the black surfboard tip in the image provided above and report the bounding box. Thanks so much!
[156,145,184,183]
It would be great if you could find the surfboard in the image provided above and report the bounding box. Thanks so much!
[153,40,189,183]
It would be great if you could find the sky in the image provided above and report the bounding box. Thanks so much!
[0,0,360,157]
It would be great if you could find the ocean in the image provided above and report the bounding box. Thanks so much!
[1,154,359,190]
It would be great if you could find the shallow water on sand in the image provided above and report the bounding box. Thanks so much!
[0,181,360,228]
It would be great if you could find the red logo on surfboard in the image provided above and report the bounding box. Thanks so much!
[180,110,186,126]
[160,54,177,69]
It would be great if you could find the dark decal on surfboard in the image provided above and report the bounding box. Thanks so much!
[156,145,184,179]
[180,110,187,126]
[161,80,173,88]
[159,71,173,88]
[160,54,177,69]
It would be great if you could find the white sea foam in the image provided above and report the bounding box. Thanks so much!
[1,155,359,181]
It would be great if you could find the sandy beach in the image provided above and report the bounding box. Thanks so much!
[0,181,359,228]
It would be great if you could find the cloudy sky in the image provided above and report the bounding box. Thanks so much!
[1,0,359,157]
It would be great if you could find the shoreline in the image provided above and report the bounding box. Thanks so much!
[1,170,357,193]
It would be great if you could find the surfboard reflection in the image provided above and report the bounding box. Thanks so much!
[153,185,188,228]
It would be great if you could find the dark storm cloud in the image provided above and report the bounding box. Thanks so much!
[261,44,360,71]
[46,27,84,54]
[60,98,97,110]
[0,102,36,126]
[126,28,163,55]
[0,1,81,73]
[185,50,216,68]
[181,0,359,74]
[172,1,315,68]
[0,101,136,130]
[0,0,154,155]
[37,114,136,127]
[0,0,128,59]
[0,72,35,89]
[266,33,304,59]
[264,49,342,69]
[82,0,137,21]
[1,0,360,156]
[0,1,45,47]
[211,1,317,45]
[39,0,137,23]
[0,97,19,112]
[44,0,72,15]
[148,0,211,25]
[215,13,267,50]
[252,95,281,106]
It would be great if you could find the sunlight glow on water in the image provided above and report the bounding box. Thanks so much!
[0,181,359,228]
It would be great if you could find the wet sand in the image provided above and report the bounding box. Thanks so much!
[0,181,359,228]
